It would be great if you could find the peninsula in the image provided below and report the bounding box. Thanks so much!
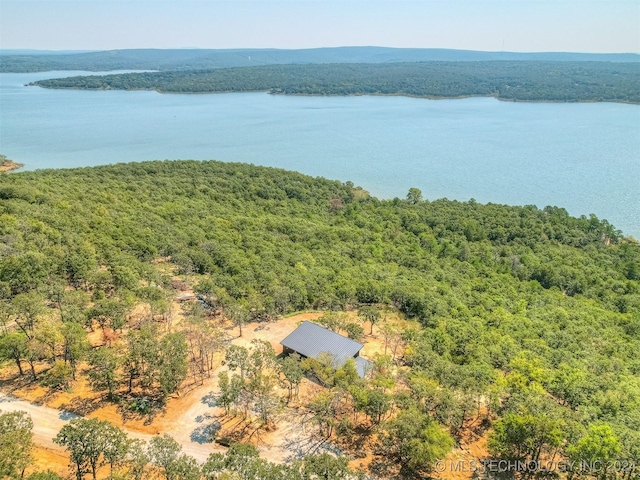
[0,154,24,173]
[27,61,640,103]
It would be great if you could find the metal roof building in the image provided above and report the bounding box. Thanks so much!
[280,321,372,378]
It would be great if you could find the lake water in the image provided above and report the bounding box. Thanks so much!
[1,71,639,237]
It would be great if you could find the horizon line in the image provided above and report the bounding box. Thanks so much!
[1,46,639,55]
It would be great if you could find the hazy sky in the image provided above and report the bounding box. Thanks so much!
[1,1,638,53]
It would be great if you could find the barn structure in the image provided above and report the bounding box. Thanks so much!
[280,321,372,378]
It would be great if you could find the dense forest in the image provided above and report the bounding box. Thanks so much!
[2,46,638,73]
[0,160,639,478]
[29,61,640,103]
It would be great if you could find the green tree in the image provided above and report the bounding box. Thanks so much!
[488,412,565,462]
[54,418,126,480]
[124,439,149,480]
[406,187,423,204]
[567,424,621,479]
[316,311,348,333]
[0,300,11,334]
[218,371,244,416]
[225,345,250,381]
[279,353,304,401]
[223,443,260,474]
[33,318,63,362]
[301,353,336,388]
[363,388,391,424]
[11,291,45,339]
[201,453,227,479]
[148,434,181,479]
[344,322,364,341]
[24,337,46,380]
[250,373,281,425]
[157,332,188,399]
[309,390,338,437]
[548,362,590,409]
[87,347,121,400]
[0,410,33,479]
[0,332,28,376]
[86,299,127,332]
[247,339,277,377]
[101,421,130,476]
[41,360,73,390]
[335,358,362,390]
[298,453,362,480]
[184,316,226,382]
[61,322,89,379]
[226,302,249,337]
[358,306,380,335]
[381,407,454,476]
[124,324,159,393]
[149,434,199,480]
[165,455,201,480]
[26,471,63,480]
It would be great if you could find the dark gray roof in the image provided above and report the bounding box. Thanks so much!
[280,321,363,367]
[355,356,373,378]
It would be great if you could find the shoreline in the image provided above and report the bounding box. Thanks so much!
[3,158,637,241]
[0,159,24,173]
[26,84,640,105]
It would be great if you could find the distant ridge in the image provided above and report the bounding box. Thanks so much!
[0,49,99,56]
[2,46,639,72]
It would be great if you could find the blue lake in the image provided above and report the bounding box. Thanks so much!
[1,71,639,237]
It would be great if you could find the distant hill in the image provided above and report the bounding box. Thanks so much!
[0,49,98,56]
[2,46,639,72]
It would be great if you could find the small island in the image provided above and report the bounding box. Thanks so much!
[0,154,24,173]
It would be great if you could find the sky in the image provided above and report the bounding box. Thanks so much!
[1,1,638,53]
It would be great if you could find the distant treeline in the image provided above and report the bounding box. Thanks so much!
[30,61,640,103]
[2,46,638,73]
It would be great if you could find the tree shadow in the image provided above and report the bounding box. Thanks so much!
[301,372,330,389]
[282,433,344,463]
[271,409,345,462]
[368,456,400,479]
[58,410,79,421]
[215,415,270,447]
[190,419,221,444]
[0,372,32,391]
[116,394,166,425]
[0,367,53,403]
[58,395,107,416]
[333,423,374,458]
[455,414,492,447]
[201,391,217,407]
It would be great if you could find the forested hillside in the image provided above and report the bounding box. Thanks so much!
[1,161,639,476]
[2,46,638,73]
[30,61,640,103]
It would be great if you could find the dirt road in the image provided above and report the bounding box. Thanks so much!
[0,393,214,463]
[0,314,339,467]
[0,393,79,451]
